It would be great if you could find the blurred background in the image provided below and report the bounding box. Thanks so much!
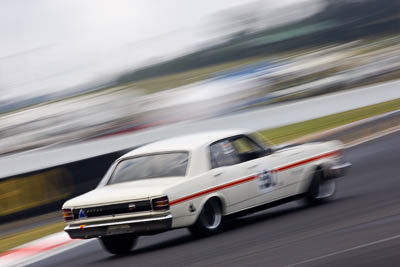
[0,0,400,224]
[0,0,399,155]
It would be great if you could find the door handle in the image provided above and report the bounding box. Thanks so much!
[248,164,258,169]
[214,172,223,177]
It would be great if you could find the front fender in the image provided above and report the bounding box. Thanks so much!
[299,159,336,193]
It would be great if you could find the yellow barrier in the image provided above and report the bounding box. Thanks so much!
[0,168,74,217]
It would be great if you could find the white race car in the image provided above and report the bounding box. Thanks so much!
[62,129,351,254]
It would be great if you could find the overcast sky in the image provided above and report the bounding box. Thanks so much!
[0,0,322,102]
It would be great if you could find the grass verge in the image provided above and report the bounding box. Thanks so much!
[260,98,400,144]
[2,98,400,253]
[0,221,65,254]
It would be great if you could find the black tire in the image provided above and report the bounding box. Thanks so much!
[100,234,138,255]
[189,198,224,237]
[306,167,336,204]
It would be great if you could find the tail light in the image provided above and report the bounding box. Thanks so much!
[63,208,74,221]
[152,196,170,211]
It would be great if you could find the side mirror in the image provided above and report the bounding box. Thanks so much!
[264,148,274,156]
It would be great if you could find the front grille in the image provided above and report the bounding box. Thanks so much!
[73,200,152,219]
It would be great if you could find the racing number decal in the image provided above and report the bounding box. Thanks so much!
[258,169,278,193]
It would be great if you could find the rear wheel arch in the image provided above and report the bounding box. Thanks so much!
[208,196,225,213]
[196,194,226,219]
[189,196,225,236]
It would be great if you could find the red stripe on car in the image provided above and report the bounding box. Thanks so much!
[170,175,257,206]
[170,150,338,206]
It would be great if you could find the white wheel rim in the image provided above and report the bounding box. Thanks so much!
[200,200,222,229]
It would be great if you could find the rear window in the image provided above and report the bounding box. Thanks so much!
[107,152,189,185]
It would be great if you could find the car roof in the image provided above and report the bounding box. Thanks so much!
[122,129,251,158]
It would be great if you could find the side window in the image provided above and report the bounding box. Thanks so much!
[210,140,240,169]
[231,136,264,163]
[232,136,262,153]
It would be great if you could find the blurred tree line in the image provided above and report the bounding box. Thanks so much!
[117,0,399,84]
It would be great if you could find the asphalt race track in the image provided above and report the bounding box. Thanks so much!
[29,131,400,267]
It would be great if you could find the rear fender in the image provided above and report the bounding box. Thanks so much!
[191,193,228,224]
[171,193,228,228]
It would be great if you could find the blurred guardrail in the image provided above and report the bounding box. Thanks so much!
[0,168,73,218]
[0,148,133,223]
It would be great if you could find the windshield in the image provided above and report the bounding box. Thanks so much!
[107,152,189,185]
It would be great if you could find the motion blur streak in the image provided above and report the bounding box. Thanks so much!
[0,0,399,156]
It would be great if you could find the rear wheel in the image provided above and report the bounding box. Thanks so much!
[189,198,223,237]
[306,168,336,204]
[100,234,138,255]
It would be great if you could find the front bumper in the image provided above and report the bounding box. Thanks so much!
[65,214,172,239]
[329,162,352,178]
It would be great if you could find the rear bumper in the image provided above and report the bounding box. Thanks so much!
[65,214,172,239]
[329,162,352,178]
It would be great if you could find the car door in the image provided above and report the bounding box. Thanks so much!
[229,135,288,208]
[209,139,252,213]
[271,147,311,197]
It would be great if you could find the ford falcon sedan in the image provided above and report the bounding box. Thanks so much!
[62,129,351,254]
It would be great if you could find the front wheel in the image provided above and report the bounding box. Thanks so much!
[306,168,336,204]
[189,198,223,237]
[100,234,138,255]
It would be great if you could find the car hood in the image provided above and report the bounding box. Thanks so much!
[63,177,184,208]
